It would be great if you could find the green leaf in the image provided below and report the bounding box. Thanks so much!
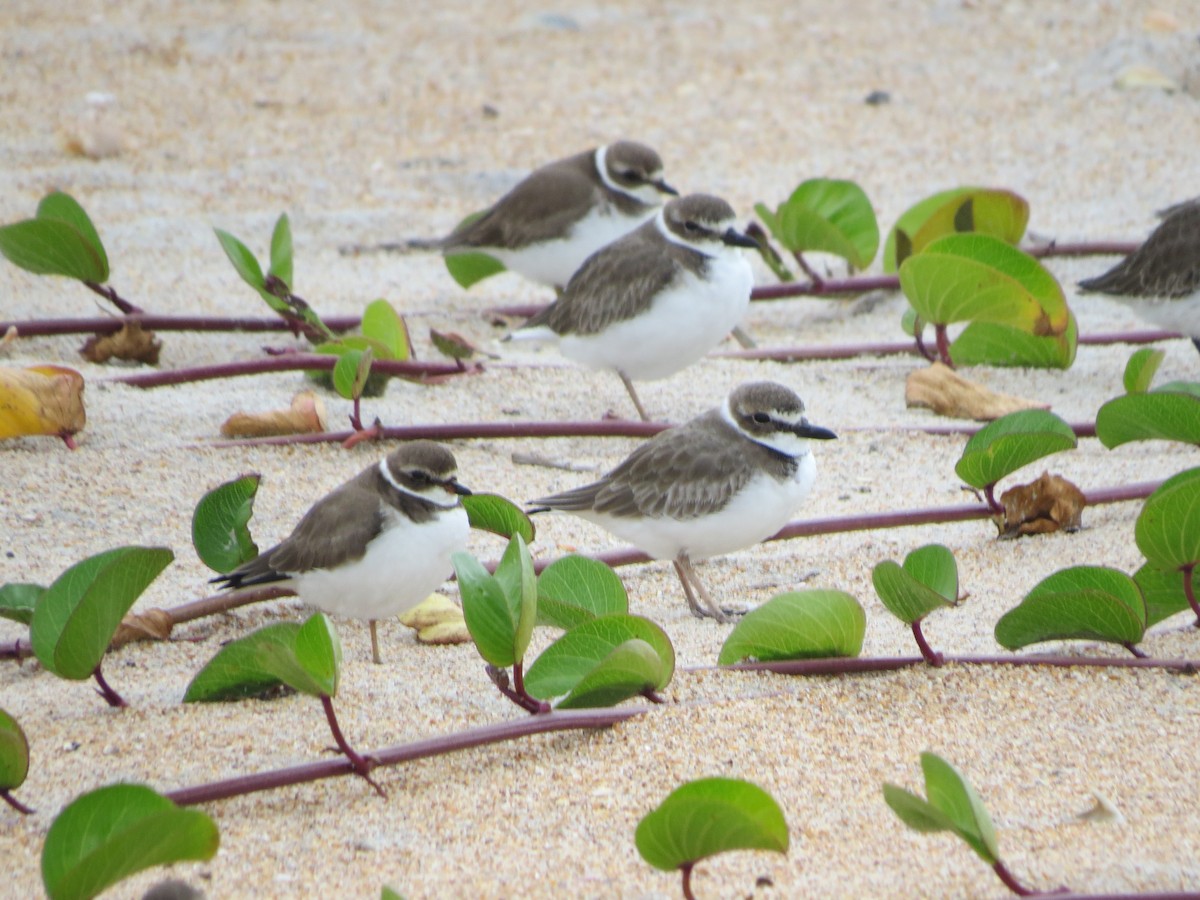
[1123,348,1166,394]
[1135,467,1200,572]
[462,493,536,543]
[41,783,218,900]
[37,193,109,274]
[884,187,1029,272]
[191,474,260,574]
[766,178,879,268]
[919,752,1000,863]
[635,777,789,872]
[361,299,410,361]
[381,888,405,900]
[0,708,30,791]
[536,554,628,629]
[445,252,506,289]
[994,565,1146,650]
[954,409,1077,491]
[0,220,109,283]
[183,622,301,702]
[882,784,962,834]
[453,551,520,668]
[871,544,957,625]
[0,582,45,625]
[949,313,1078,370]
[1134,563,1193,627]
[268,213,293,287]
[718,590,865,665]
[30,547,174,680]
[524,613,674,701]
[1096,390,1200,449]
[492,534,537,666]
[293,612,341,698]
[899,233,1067,333]
[556,638,664,708]
[332,347,372,400]
[213,227,266,290]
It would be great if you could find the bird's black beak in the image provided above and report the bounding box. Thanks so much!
[793,420,837,441]
[449,479,473,496]
[722,227,759,249]
[654,179,679,196]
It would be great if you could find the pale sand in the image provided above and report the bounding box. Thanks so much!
[2,1,1200,897]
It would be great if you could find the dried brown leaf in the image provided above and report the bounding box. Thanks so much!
[399,594,471,644]
[113,608,175,646]
[906,362,1048,420]
[430,328,499,361]
[999,471,1086,538]
[0,364,86,446]
[220,390,328,438]
[79,322,162,364]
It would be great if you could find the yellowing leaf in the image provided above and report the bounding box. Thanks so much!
[0,365,86,447]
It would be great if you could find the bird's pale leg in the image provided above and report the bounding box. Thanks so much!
[673,556,730,623]
[618,372,651,422]
[369,619,383,665]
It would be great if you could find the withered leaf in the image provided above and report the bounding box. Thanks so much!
[999,471,1086,538]
[0,364,86,447]
[430,328,499,361]
[906,362,1048,420]
[399,594,471,644]
[80,321,162,364]
[113,608,174,646]
[220,390,328,438]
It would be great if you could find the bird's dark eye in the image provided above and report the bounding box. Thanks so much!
[752,412,770,424]
[684,220,699,233]
[409,470,429,483]
[621,169,639,180]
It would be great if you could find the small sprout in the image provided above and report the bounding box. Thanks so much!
[332,345,374,431]
[0,191,109,283]
[954,409,1077,514]
[755,178,879,273]
[191,474,261,574]
[994,565,1147,655]
[1096,354,1200,449]
[0,708,33,814]
[883,751,1057,897]
[1134,467,1200,622]
[1123,347,1166,393]
[871,544,958,664]
[0,364,87,449]
[536,554,629,630]
[636,777,789,900]
[884,187,1029,272]
[718,590,865,665]
[461,493,536,543]
[30,546,174,707]
[523,614,675,707]
[41,783,218,900]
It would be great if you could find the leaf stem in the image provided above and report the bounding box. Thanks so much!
[1182,563,1198,626]
[990,859,1045,896]
[0,313,362,337]
[0,789,34,815]
[680,861,696,900]
[91,663,127,708]
[984,484,1003,516]
[83,280,140,314]
[910,620,943,666]
[320,693,384,797]
[487,663,551,715]
[934,323,952,367]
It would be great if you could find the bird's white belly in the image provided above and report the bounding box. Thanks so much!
[561,254,753,380]
[491,207,654,288]
[578,454,817,561]
[294,507,468,621]
[1117,290,1200,339]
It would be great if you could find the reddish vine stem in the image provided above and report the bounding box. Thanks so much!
[1182,564,1198,625]
[911,620,943,666]
[91,663,127,708]
[0,314,363,337]
[105,354,478,388]
[320,694,383,797]
[991,859,1048,896]
[0,789,34,815]
[680,862,696,900]
[83,280,140,314]
[163,707,646,806]
[713,654,1199,676]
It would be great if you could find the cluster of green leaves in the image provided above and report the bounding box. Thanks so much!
[636,777,789,898]
[0,192,109,285]
[317,298,412,402]
[453,538,675,709]
[955,409,1077,512]
[0,546,174,706]
[1096,349,1200,449]
[754,178,879,277]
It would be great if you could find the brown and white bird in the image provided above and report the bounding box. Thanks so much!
[508,193,758,421]
[213,442,471,664]
[530,382,836,621]
[1078,197,1200,353]
[427,140,677,289]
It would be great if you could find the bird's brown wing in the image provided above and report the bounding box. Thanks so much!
[1079,199,1200,297]
[265,486,385,574]
[534,412,754,520]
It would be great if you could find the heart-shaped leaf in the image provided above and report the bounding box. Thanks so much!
[900,233,1067,334]
[31,547,174,680]
[1135,467,1200,572]
[1096,389,1200,449]
[994,565,1146,650]
[635,777,789,872]
[949,314,1078,369]
[556,638,664,708]
[445,251,507,289]
[462,493,535,543]
[872,544,957,624]
[1134,563,1193,627]
[883,751,1000,864]
[191,474,260,574]
[761,178,879,268]
[718,590,865,665]
[524,613,673,701]
[42,783,218,900]
[0,708,30,791]
[884,187,1029,271]
[0,582,45,625]
[268,213,293,287]
[536,554,628,629]
[361,299,411,361]
[954,409,1077,491]
[183,622,302,702]
[1124,348,1166,394]
[332,346,373,400]
[454,537,536,668]
[0,192,110,282]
